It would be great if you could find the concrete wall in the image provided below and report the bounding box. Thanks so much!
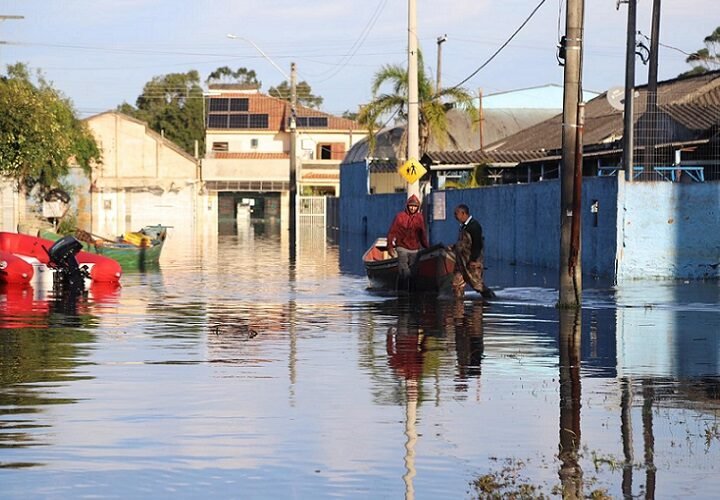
[89,113,198,183]
[341,160,720,281]
[202,158,289,181]
[84,112,209,251]
[617,179,720,280]
[341,161,619,279]
[0,178,19,232]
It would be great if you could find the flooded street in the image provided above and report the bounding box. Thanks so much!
[1,223,719,499]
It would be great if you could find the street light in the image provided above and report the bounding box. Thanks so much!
[226,34,298,257]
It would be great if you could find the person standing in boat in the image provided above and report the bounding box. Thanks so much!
[386,195,430,286]
[450,204,495,299]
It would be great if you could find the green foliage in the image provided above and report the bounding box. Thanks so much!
[358,51,477,156]
[118,70,205,155]
[0,63,100,196]
[444,164,491,189]
[680,26,720,76]
[268,80,324,109]
[206,66,261,87]
[341,110,359,121]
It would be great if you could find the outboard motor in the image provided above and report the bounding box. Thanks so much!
[47,235,88,290]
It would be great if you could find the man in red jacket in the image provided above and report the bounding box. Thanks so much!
[387,195,430,287]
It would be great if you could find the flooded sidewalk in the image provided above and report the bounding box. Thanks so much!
[1,225,718,498]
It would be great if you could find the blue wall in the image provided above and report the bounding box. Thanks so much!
[341,160,720,281]
[618,179,720,280]
[340,161,620,279]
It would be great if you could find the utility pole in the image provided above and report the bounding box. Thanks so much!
[436,34,447,93]
[642,0,661,174]
[621,0,636,182]
[407,0,420,199]
[558,0,585,308]
[478,88,485,150]
[289,62,298,259]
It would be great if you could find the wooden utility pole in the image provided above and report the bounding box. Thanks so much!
[621,0,637,182]
[289,62,297,259]
[407,0,420,199]
[558,0,585,308]
[478,88,484,151]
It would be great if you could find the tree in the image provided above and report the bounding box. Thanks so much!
[206,66,261,87]
[358,51,477,156]
[680,26,720,76]
[0,63,100,196]
[268,80,324,109]
[118,70,204,155]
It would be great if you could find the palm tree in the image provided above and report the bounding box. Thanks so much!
[358,51,478,156]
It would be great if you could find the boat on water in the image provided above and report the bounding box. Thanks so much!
[38,225,168,271]
[362,238,456,293]
[0,232,122,286]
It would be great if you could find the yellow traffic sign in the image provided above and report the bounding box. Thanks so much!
[398,158,427,184]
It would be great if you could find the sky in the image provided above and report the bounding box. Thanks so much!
[0,0,717,118]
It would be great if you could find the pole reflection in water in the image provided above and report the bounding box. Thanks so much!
[642,381,656,499]
[558,308,583,498]
[384,297,486,500]
[621,378,634,498]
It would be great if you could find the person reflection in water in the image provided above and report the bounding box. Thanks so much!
[450,204,495,299]
[386,195,429,289]
[452,300,485,384]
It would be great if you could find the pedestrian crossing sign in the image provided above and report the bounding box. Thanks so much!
[398,158,427,184]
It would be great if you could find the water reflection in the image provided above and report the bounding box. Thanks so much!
[558,309,583,498]
[0,289,111,466]
[0,228,719,497]
[382,297,486,500]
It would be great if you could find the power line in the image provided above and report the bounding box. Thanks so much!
[446,0,549,91]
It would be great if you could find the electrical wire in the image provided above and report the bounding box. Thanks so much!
[446,0,549,92]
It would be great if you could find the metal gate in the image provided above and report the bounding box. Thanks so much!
[297,196,326,228]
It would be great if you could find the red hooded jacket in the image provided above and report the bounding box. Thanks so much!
[386,195,430,252]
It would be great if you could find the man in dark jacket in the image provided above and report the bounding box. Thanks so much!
[451,204,495,299]
[387,194,430,284]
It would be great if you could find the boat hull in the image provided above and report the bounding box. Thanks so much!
[0,232,122,286]
[363,239,455,293]
[39,228,165,271]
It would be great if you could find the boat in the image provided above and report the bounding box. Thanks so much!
[0,232,122,287]
[38,225,168,271]
[362,238,456,293]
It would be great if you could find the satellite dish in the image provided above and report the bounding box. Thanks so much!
[607,86,625,110]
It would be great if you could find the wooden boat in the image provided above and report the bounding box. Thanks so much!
[38,225,167,271]
[363,238,456,293]
[0,232,122,286]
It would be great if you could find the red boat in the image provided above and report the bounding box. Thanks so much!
[363,238,456,293]
[0,232,122,286]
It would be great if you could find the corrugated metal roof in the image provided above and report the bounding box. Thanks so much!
[488,70,720,153]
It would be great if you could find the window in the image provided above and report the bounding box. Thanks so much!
[317,143,345,160]
[212,142,229,152]
[319,144,332,160]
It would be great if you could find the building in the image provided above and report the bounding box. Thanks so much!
[201,85,365,230]
[340,72,720,281]
[83,111,211,252]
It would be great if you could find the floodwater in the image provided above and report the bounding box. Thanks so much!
[1,222,719,499]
